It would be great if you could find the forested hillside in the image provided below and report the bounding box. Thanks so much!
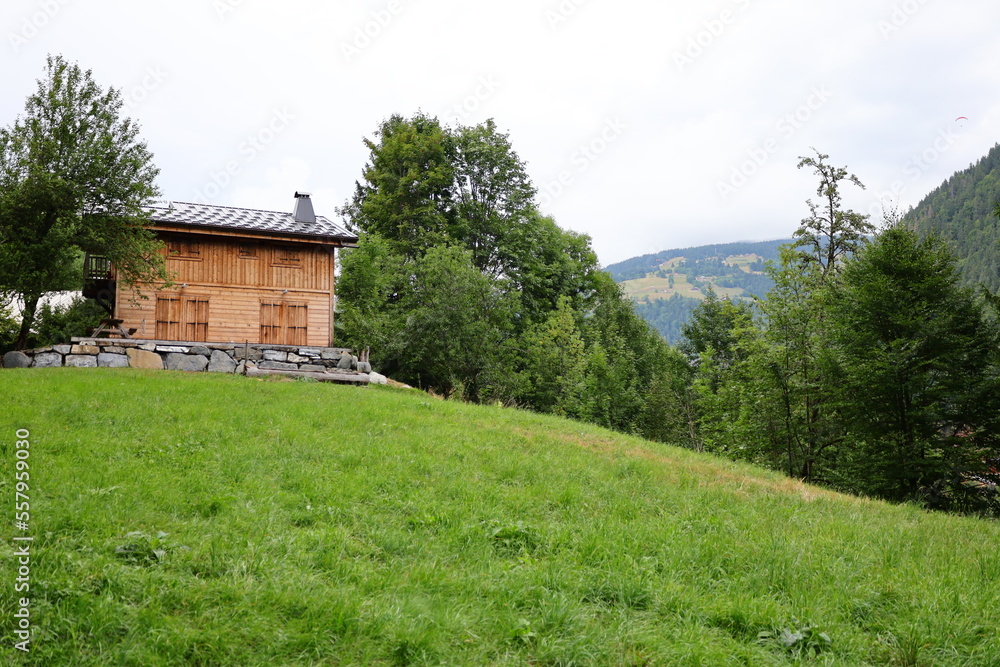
[605,239,789,343]
[604,239,789,283]
[336,120,999,519]
[905,142,1000,291]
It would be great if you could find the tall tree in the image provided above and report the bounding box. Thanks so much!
[340,112,455,259]
[750,247,842,482]
[0,55,166,348]
[829,224,1000,502]
[693,151,871,482]
[451,119,537,279]
[793,149,873,279]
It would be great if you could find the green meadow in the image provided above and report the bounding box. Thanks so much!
[2,369,999,665]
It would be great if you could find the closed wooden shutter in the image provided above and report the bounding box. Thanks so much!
[155,297,182,340]
[260,302,283,344]
[288,304,308,345]
[260,301,307,345]
[184,298,210,342]
[156,296,209,342]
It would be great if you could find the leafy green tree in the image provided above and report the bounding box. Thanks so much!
[723,150,872,481]
[340,112,455,259]
[339,114,603,397]
[451,119,537,279]
[692,151,870,482]
[638,345,699,448]
[507,212,601,329]
[576,275,673,433]
[0,302,19,352]
[829,225,1000,501]
[338,111,686,446]
[334,232,407,359]
[793,149,873,279]
[514,296,589,415]
[679,287,752,376]
[746,248,842,481]
[0,55,167,349]
[395,245,516,401]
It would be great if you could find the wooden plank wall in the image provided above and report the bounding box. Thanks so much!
[161,234,332,291]
[115,234,336,346]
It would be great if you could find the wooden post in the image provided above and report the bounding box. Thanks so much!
[329,246,337,347]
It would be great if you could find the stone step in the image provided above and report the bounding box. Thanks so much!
[245,368,371,384]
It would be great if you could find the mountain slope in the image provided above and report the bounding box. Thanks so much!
[905,142,1000,291]
[3,369,1000,665]
[606,239,790,343]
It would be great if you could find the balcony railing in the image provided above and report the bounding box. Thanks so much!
[83,254,113,281]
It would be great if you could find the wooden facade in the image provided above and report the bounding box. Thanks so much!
[109,197,357,346]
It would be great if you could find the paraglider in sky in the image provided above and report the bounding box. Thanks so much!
[956,116,969,128]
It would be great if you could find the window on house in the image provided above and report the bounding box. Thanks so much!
[260,301,307,346]
[272,246,302,268]
[156,296,209,342]
[238,242,258,259]
[166,238,202,260]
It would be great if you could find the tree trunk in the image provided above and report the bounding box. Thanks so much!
[14,294,40,350]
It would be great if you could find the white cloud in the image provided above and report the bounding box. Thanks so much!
[2,0,998,265]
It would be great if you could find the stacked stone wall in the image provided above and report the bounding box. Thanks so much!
[1,339,386,385]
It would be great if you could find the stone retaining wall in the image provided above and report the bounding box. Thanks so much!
[1,338,387,385]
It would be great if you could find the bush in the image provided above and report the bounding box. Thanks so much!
[31,296,105,348]
[0,303,18,353]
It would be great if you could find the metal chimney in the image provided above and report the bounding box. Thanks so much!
[293,191,316,223]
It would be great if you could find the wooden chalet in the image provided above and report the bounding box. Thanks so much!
[83,192,358,347]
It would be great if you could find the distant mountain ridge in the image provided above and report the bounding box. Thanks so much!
[605,238,791,343]
[604,239,790,282]
[610,144,1000,344]
[905,142,1000,292]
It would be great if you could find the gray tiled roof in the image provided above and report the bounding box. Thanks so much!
[146,201,358,244]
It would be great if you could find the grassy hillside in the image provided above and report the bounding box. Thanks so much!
[3,370,1000,665]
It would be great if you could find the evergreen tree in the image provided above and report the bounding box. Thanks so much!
[829,225,1000,502]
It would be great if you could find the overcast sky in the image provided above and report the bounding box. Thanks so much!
[2,0,998,266]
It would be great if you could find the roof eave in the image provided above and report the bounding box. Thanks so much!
[149,221,359,247]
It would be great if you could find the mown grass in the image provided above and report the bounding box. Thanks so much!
[2,368,1000,665]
